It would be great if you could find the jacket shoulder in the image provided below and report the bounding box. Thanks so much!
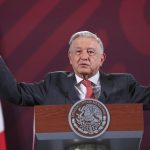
[44,71,73,80]
[101,72,135,83]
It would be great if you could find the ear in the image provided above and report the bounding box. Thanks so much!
[100,53,106,66]
[68,51,72,64]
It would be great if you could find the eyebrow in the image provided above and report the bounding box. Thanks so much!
[74,47,82,49]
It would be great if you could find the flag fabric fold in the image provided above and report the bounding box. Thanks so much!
[0,101,6,150]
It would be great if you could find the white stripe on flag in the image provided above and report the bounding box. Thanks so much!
[0,101,4,133]
[0,101,6,150]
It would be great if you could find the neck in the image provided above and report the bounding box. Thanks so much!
[78,73,92,80]
[77,71,99,80]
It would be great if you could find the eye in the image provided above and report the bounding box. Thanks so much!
[75,48,82,55]
[76,50,81,55]
[87,48,95,55]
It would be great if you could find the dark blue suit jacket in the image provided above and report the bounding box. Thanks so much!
[0,57,150,106]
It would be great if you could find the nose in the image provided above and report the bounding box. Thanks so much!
[80,51,89,60]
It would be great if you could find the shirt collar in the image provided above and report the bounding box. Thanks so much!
[75,71,100,85]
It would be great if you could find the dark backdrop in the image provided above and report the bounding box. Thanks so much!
[0,0,150,149]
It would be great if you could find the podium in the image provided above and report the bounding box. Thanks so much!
[34,104,144,150]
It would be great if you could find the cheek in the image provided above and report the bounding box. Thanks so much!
[91,58,102,67]
[70,56,79,65]
[97,56,104,64]
[91,57,100,64]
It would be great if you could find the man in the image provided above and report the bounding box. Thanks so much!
[0,31,149,106]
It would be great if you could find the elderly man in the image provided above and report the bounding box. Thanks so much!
[0,31,149,106]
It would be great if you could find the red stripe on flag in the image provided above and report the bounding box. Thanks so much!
[0,132,6,150]
[16,0,102,81]
[4,0,61,58]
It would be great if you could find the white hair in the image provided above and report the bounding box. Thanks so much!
[69,31,104,52]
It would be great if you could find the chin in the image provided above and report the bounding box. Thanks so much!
[78,71,92,77]
[76,68,92,77]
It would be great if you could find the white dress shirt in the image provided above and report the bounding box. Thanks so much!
[75,72,101,99]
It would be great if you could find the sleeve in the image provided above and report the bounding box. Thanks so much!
[0,56,49,106]
[127,74,150,105]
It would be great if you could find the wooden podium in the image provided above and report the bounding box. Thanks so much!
[34,104,144,150]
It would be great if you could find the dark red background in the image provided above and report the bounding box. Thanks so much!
[0,0,150,149]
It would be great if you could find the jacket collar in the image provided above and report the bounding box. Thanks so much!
[98,71,114,103]
[65,71,113,104]
[65,73,80,103]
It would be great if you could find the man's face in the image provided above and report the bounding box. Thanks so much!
[68,37,105,79]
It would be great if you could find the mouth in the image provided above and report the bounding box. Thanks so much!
[79,63,90,67]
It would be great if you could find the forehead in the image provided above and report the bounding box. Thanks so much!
[70,37,100,48]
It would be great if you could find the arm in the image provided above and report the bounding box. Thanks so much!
[128,74,150,104]
[0,56,48,106]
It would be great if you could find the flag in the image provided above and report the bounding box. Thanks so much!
[0,101,6,150]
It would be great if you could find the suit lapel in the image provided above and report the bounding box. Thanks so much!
[98,71,113,103]
[64,72,113,104]
[65,73,80,103]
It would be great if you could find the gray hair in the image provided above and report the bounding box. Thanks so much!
[69,31,104,52]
